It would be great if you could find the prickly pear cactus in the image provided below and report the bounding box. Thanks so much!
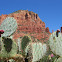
[25,42,47,62]
[0,17,17,37]
[0,37,17,58]
[21,35,32,53]
[49,31,62,57]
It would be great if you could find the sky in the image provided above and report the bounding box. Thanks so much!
[0,0,62,33]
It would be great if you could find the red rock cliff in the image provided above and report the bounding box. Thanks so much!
[0,10,51,42]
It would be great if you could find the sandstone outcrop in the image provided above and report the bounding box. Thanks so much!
[0,10,51,42]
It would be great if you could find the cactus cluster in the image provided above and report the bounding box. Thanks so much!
[0,17,17,58]
[0,17,17,37]
[25,42,47,62]
[1,16,62,62]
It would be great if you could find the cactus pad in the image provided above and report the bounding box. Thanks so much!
[0,17,17,37]
[25,42,47,62]
[21,35,31,52]
[49,31,62,56]
[0,37,17,58]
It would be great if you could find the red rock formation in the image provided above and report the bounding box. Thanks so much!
[45,27,50,33]
[0,10,51,42]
